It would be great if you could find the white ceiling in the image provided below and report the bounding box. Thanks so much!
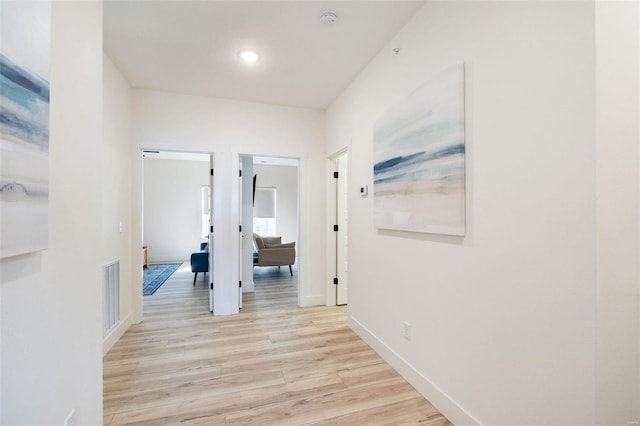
[103,1,424,109]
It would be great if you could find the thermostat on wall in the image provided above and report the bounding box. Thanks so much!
[360,185,368,197]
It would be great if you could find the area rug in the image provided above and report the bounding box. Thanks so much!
[143,263,182,295]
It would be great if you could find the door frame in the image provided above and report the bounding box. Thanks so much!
[326,147,350,306]
[136,148,215,320]
[238,154,301,304]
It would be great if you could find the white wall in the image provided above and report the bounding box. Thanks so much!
[253,164,299,245]
[143,158,209,263]
[132,90,326,314]
[102,53,134,354]
[0,1,104,424]
[595,2,640,424]
[327,2,596,424]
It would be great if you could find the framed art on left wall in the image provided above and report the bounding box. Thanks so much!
[0,1,51,258]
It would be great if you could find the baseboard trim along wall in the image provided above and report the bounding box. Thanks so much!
[349,316,481,426]
[147,258,189,265]
[300,294,324,307]
[103,313,132,355]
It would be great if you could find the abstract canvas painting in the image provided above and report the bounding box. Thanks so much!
[0,1,51,258]
[373,64,465,236]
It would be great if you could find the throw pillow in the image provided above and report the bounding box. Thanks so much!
[265,242,295,249]
[262,237,282,246]
[254,233,265,250]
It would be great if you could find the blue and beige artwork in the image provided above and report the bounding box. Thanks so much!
[373,64,465,236]
[0,1,51,258]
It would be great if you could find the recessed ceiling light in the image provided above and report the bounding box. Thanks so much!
[238,50,260,63]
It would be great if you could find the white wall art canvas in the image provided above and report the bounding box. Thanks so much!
[0,1,51,258]
[373,64,465,235]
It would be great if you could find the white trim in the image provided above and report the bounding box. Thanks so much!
[325,156,337,306]
[295,155,312,309]
[326,147,350,306]
[102,313,132,355]
[349,316,482,426]
[300,294,324,307]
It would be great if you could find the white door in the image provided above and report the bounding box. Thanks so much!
[238,161,243,309]
[208,155,215,312]
[240,156,255,294]
[336,152,349,305]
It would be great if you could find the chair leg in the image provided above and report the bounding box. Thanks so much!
[289,265,293,276]
[193,272,198,286]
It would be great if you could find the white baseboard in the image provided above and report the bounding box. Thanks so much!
[299,294,324,307]
[349,316,481,426]
[103,313,132,355]
[147,258,188,264]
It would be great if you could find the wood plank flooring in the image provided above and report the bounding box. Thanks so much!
[103,264,450,425]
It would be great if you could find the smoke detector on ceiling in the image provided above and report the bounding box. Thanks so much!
[320,11,338,25]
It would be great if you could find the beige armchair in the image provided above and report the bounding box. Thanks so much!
[253,233,296,276]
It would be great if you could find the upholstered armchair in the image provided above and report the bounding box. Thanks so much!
[253,234,296,276]
[190,241,209,285]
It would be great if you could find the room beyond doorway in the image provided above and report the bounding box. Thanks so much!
[142,150,211,265]
[140,149,213,316]
[239,155,300,305]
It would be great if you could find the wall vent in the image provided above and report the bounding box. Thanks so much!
[103,261,120,336]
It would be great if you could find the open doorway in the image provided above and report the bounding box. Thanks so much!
[140,150,213,315]
[239,155,300,305]
[328,150,349,306]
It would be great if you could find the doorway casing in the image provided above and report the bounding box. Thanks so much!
[326,148,350,306]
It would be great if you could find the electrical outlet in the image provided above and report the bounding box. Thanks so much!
[402,322,411,341]
[64,409,76,426]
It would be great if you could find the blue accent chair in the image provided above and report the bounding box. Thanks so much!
[190,242,209,285]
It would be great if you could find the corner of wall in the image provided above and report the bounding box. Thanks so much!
[103,314,133,355]
[595,2,640,423]
[348,316,480,425]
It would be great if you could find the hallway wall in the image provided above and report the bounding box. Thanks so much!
[327,2,597,424]
[1,2,104,423]
[595,2,640,423]
[102,53,134,355]
[131,90,325,315]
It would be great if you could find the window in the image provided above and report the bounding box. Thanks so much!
[201,185,210,238]
[253,187,276,236]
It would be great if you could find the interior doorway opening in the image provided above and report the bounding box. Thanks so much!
[140,149,214,315]
[239,155,300,305]
[328,150,349,306]
[138,150,301,316]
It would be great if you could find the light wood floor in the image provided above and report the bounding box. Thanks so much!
[103,264,450,425]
